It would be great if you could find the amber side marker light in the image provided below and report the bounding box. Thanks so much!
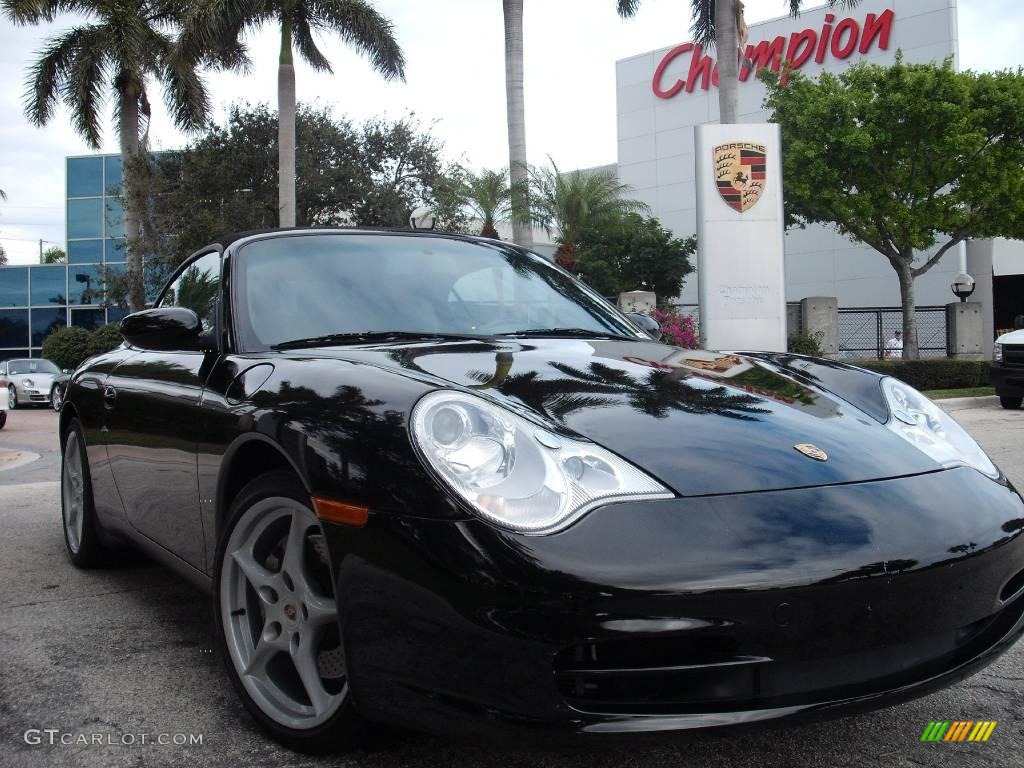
[312,497,369,527]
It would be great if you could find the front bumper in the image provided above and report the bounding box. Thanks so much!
[323,467,1024,739]
[991,364,1024,397]
[16,384,51,404]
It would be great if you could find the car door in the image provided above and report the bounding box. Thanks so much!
[103,250,222,571]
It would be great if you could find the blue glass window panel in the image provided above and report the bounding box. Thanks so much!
[104,238,126,262]
[68,239,103,265]
[106,306,129,324]
[67,198,103,238]
[0,267,28,307]
[30,266,67,306]
[67,157,103,198]
[31,307,66,346]
[70,266,103,305]
[0,309,30,347]
[103,155,122,195]
[105,197,125,238]
[71,307,104,331]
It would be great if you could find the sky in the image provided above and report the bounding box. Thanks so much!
[0,0,1020,264]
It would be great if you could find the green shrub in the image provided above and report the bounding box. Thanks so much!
[84,323,124,358]
[788,331,824,356]
[854,359,990,391]
[41,326,91,371]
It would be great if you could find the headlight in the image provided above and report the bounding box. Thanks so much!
[411,391,673,534]
[994,343,1003,362]
[881,378,998,479]
[23,378,33,388]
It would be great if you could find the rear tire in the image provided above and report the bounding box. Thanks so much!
[0,411,6,429]
[1000,396,1022,410]
[214,471,362,754]
[61,419,114,567]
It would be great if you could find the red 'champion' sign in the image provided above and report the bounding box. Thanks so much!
[652,10,894,99]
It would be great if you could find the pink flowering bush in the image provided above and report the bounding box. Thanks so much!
[650,308,699,349]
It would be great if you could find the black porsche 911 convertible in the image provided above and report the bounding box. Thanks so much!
[60,228,1024,753]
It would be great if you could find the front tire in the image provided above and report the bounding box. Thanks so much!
[1000,396,1023,410]
[215,472,361,753]
[61,419,114,567]
[51,383,63,412]
[8,385,17,410]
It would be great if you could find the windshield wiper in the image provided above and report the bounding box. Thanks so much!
[500,327,634,340]
[272,331,470,350]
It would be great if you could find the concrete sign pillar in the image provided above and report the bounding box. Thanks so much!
[695,123,786,352]
[799,297,839,356]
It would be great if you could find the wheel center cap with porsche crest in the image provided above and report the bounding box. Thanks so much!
[794,443,828,462]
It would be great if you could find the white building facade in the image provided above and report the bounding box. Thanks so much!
[613,0,1009,314]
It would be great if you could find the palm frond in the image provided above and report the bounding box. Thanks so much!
[292,12,332,72]
[462,168,512,227]
[152,30,211,132]
[615,0,642,18]
[311,0,406,81]
[691,0,715,47]
[24,26,93,128]
[3,0,96,25]
[64,24,111,148]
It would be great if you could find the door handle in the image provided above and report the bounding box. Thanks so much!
[103,385,117,408]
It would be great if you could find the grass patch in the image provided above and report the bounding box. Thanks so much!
[922,386,995,400]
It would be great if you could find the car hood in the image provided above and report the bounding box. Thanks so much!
[294,338,942,496]
[12,372,55,389]
[996,328,1024,344]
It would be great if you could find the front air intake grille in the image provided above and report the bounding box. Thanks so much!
[1004,345,1024,367]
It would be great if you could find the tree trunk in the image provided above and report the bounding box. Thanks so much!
[715,0,739,124]
[896,261,919,359]
[503,0,532,247]
[278,20,297,228]
[119,81,144,312]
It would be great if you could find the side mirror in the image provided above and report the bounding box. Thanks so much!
[62,369,71,374]
[120,307,202,351]
[625,312,662,340]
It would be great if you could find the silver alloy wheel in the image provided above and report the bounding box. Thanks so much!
[221,498,346,729]
[62,431,85,553]
[8,386,15,410]
[52,385,63,411]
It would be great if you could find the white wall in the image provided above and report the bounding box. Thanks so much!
[616,0,962,307]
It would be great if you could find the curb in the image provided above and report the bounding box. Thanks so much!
[936,395,1000,411]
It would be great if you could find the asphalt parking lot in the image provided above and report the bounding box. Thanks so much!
[1,402,1022,768]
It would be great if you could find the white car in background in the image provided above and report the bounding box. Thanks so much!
[1,358,60,409]
[993,328,1024,410]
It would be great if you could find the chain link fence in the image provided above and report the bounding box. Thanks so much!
[837,306,947,360]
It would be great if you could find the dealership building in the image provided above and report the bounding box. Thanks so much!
[613,0,1024,353]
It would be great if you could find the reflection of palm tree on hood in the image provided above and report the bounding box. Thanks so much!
[488,361,767,422]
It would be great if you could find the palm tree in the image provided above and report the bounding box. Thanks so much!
[462,168,511,239]
[503,0,532,247]
[615,1,859,124]
[529,160,648,271]
[185,0,405,228]
[3,0,234,311]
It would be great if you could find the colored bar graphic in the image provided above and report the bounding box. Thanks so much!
[921,720,996,742]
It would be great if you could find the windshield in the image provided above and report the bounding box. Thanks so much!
[7,359,59,375]
[235,233,640,349]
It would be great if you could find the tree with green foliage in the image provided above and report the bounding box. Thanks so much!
[616,1,860,124]
[42,326,90,370]
[184,0,405,228]
[763,56,1024,358]
[461,169,512,239]
[84,323,124,358]
[577,212,695,300]
[529,161,648,271]
[0,244,6,267]
[119,104,467,301]
[41,246,65,264]
[3,0,241,312]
